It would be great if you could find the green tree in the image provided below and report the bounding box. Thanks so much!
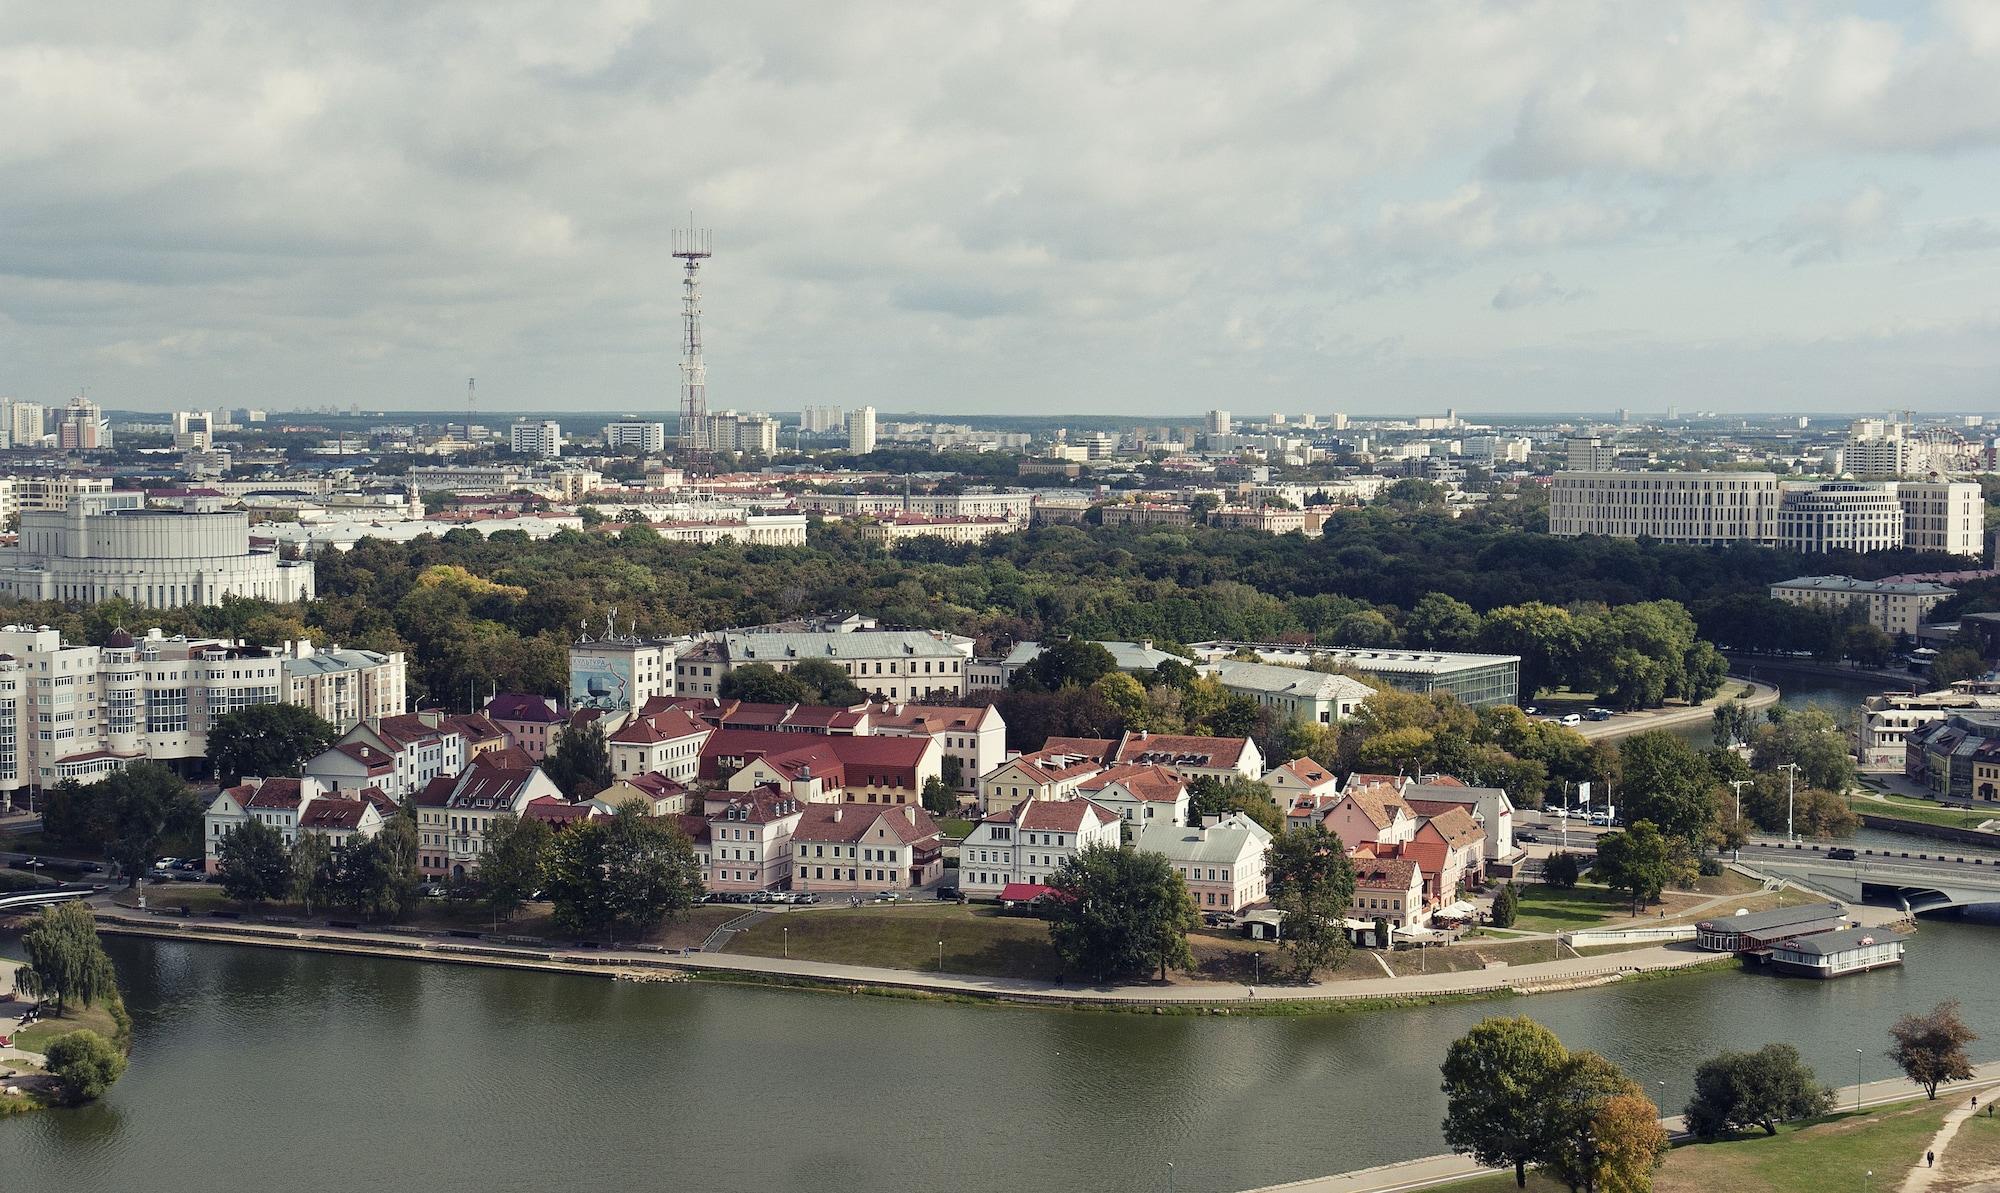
[940,753,964,790]
[1187,774,1282,832]
[60,763,204,887]
[1490,882,1520,929]
[1616,732,1718,853]
[338,813,420,920]
[1406,592,1483,650]
[1015,638,1119,693]
[1750,707,1856,795]
[544,809,704,942]
[1045,844,1197,983]
[921,776,956,816]
[1591,821,1673,915]
[216,818,293,904]
[1536,1050,1648,1193]
[1842,623,1896,668]
[206,703,340,784]
[1712,701,1756,748]
[1684,1044,1833,1138]
[1440,1015,1572,1189]
[1927,645,1985,688]
[478,813,554,922]
[789,657,867,705]
[1262,824,1357,978]
[16,903,117,1015]
[1542,851,1582,890]
[717,662,816,704]
[289,830,339,914]
[544,721,614,799]
[1480,603,1580,702]
[42,1029,127,1104]
[1888,1000,1980,1099]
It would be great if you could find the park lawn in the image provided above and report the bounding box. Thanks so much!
[1429,1096,1962,1193]
[724,903,1067,980]
[1508,884,1633,932]
[1690,869,1764,897]
[1936,1107,2000,1193]
[939,818,975,840]
[12,994,125,1055]
[1860,797,1998,834]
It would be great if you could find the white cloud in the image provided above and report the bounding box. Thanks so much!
[1745,181,1917,265]
[1491,271,1588,310]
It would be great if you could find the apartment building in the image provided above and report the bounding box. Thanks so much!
[859,514,1018,550]
[1132,812,1272,914]
[1776,482,1904,554]
[1109,731,1263,783]
[1769,576,1954,637]
[1896,480,1984,558]
[413,748,564,878]
[1075,763,1190,831]
[788,803,943,893]
[484,693,565,759]
[958,798,1121,899]
[603,421,668,453]
[569,632,686,712]
[509,420,562,459]
[282,641,407,730]
[1549,471,1780,545]
[979,745,1110,816]
[304,712,470,801]
[607,708,712,784]
[699,410,780,456]
[202,776,391,871]
[674,629,972,702]
[700,786,805,891]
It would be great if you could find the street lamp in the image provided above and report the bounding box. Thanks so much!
[1856,1048,1864,1112]
[784,924,790,960]
[1167,1161,1175,1193]
[938,939,944,973]
[1779,762,1803,842]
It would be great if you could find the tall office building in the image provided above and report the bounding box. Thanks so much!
[1896,480,1984,558]
[603,421,668,453]
[56,395,108,451]
[846,406,877,454]
[509,420,562,459]
[172,410,214,451]
[1562,436,1619,471]
[1205,410,1232,436]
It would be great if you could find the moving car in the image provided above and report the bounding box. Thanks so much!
[1827,847,1858,861]
[1516,830,1540,844]
[1559,713,1584,726]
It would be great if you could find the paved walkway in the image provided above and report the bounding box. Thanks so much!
[1573,679,1779,742]
[1243,1066,2000,1193]
[1904,1090,1991,1193]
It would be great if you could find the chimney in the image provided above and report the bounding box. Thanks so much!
[904,805,918,826]
[832,806,843,822]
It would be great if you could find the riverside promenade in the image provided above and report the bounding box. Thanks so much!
[1573,678,1779,742]
[1238,1063,2000,1193]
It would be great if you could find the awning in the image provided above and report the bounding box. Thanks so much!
[1439,900,1477,918]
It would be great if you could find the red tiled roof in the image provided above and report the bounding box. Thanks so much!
[241,778,305,810]
[1113,731,1250,769]
[522,796,599,825]
[485,693,564,724]
[610,709,710,745]
[1418,806,1484,850]
[999,882,1071,904]
[298,797,370,830]
[1011,798,1118,832]
[1268,758,1336,787]
[1037,736,1116,761]
[1078,762,1187,803]
[1354,856,1421,890]
[791,803,941,846]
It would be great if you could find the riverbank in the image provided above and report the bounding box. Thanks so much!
[88,902,1761,1014]
[0,956,131,1116]
[1242,1065,2000,1193]
[1573,678,1780,742]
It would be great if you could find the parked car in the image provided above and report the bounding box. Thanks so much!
[1588,812,1613,827]
[1827,847,1858,861]
[1523,706,1541,716]
[935,886,962,902]
[175,859,203,872]
[795,893,819,905]
[873,891,900,903]
[1559,713,1583,727]
[1516,830,1540,844]
[1547,807,1569,819]
[1585,708,1612,722]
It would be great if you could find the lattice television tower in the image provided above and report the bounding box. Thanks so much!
[674,223,713,464]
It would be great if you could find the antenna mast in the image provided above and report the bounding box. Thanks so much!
[466,377,476,434]
[673,221,713,468]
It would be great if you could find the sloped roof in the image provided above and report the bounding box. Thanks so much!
[1113,731,1251,770]
[485,693,563,723]
[791,803,941,845]
[1078,762,1187,803]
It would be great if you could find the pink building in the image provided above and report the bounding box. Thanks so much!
[1132,812,1273,914]
[485,694,565,760]
[701,786,805,891]
[789,804,944,893]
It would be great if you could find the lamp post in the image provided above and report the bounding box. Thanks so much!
[1856,1048,1864,1112]
[1167,1161,1175,1193]
[1779,762,1803,842]
[938,939,944,974]
[783,925,789,960]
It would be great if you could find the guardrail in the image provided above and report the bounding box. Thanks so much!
[1559,925,1696,947]
[1744,840,1998,870]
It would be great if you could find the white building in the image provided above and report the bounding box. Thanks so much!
[846,406,877,454]
[281,641,408,730]
[202,775,390,872]
[1133,812,1273,914]
[1776,482,1904,554]
[510,420,562,459]
[649,515,809,547]
[675,628,972,702]
[1076,763,1190,832]
[797,490,1036,521]
[958,798,1121,899]
[700,410,780,456]
[5,401,46,448]
[603,420,668,453]
[800,405,843,434]
[569,631,688,712]
[1896,480,1984,559]
[0,494,314,607]
[1549,472,1780,545]
[1562,436,1620,471]
[1199,659,1373,726]
[1769,576,1956,638]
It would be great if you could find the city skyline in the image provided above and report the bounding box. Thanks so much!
[5,4,2000,414]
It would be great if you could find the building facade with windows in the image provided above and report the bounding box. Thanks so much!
[675,629,971,703]
[1896,480,1984,558]
[1133,812,1272,913]
[1769,575,1955,637]
[1550,471,1780,545]
[0,494,314,607]
[958,798,1120,900]
[1775,482,1904,554]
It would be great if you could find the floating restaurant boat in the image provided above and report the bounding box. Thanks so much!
[1764,926,1909,978]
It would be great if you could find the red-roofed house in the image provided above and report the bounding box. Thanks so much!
[789,803,944,893]
[304,711,468,800]
[485,693,565,759]
[1262,758,1340,808]
[702,786,806,891]
[958,797,1120,900]
[700,729,940,807]
[608,708,712,785]
[1352,855,1425,931]
[1110,730,1263,782]
[863,701,1006,792]
[596,772,691,816]
[203,775,387,871]
[412,747,564,879]
[1076,763,1190,833]
[978,747,1107,816]
[1323,783,1419,853]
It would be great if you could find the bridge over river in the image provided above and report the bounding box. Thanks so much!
[1741,839,2000,913]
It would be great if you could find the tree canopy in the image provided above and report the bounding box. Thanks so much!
[43,1029,127,1105]
[207,702,340,784]
[1888,1000,1980,1099]
[1045,844,1197,983]
[1591,821,1674,915]
[1262,823,1357,978]
[1684,1044,1833,1138]
[1441,1015,1571,1188]
[17,903,118,1015]
[216,818,293,904]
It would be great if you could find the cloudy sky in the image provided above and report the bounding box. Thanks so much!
[5,2,2000,417]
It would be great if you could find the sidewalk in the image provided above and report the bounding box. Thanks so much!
[1573,679,1779,743]
[1240,1065,2000,1193]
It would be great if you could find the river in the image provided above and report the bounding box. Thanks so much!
[3,922,1997,1193]
[9,670,1998,1193]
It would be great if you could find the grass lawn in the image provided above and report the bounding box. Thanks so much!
[940,818,975,840]
[1429,1095,1963,1193]
[1508,884,1633,932]
[724,903,1068,980]
[1855,792,1999,834]
[1937,1107,2000,1192]
[12,996,126,1055]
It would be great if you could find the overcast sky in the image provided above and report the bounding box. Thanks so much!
[5,3,2000,418]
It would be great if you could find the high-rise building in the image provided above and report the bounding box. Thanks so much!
[846,406,877,454]
[1776,482,1904,554]
[1845,420,1912,476]
[800,405,843,434]
[56,395,108,451]
[603,420,668,453]
[1550,472,1780,545]
[171,410,214,451]
[1896,480,1984,558]
[5,400,46,448]
[1562,436,1619,471]
[1205,410,1232,436]
[700,410,780,456]
[509,420,562,459]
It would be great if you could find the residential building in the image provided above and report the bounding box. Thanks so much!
[484,693,566,759]
[1262,758,1341,809]
[11,474,113,513]
[1904,712,2000,802]
[1205,409,1232,436]
[1776,482,1904,554]
[1896,480,1984,558]
[978,745,1109,815]
[1186,641,1520,708]
[1844,424,1913,477]
[675,629,971,702]
[795,490,1038,521]
[846,405,877,454]
[509,420,562,459]
[0,493,315,607]
[800,404,843,434]
[281,641,406,730]
[1769,576,1955,637]
[859,514,1018,549]
[303,712,471,801]
[1200,659,1372,726]
[788,803,944,893]
[699,410,781,456]
[700,728,941,807]
[607,707,712,784]
[1561,436,1620,471]
[1132,812,1272,913]
[1076,763,1189,832]
[202,775,390,872]
[413,747,565,878]
[1405,779,1516,863]
[596,772,690,816]
[701,786,805,891]
[1351,855,1425,931]
[1099,502,1195,529]
[1109,731,1263,783]
[958,798,1121,899]
[56,395,109,451]
[1549,471,1780,545]
[569,631,686,711]
[603,420,668,453]
[1857,686,2000,770]
[1323,780,1420,853]
[863,700,1006,792]
[6,400,46,447]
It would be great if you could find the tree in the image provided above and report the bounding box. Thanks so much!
[940,753,964,791]
[1490,882,1520,929]
[1440,1016,1571,1189]
[1750,707,1856,795]
[42,1029,127,1104]
[717,662,816,705]
[1928,646,1986,688]
[1187,775,1282,832]
[17,903,117,1015]
[338,814,420,920]
[1843,623,1896,668]
[1262,824,1357,978]
[1591,821,1674,915]
[216,818,293,904]
[1588,1093,1671,1193]
[1015,638,1119,693]
[1407,593,1483,650]
[921,776,956,816]
[1888,1000,1980,1099]
[1684,1044,1833,1138]
[478,813,554,922]
[1536,1050,1647,1193]
[58,763,203,887]
[1045,844,1197,983]
[289,830,338,914]
[544,809,704,942]
[206,703,340,784]
[1480,603,1580,702]
[543,721,613,799]
[1542,851,1582,890]
[789,657,866,705]
[1712,702,1756,748]
[1616,732,1718,854]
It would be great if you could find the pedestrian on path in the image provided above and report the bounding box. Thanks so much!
[1927,1150,1935,1168]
